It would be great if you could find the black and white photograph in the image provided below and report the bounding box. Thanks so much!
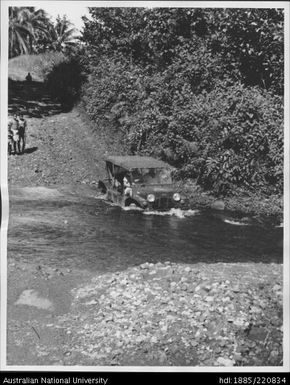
[0,0,289,374]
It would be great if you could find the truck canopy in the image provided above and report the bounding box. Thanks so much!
[104,155,173,171]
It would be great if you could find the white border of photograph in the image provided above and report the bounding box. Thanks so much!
[1,0,289,373]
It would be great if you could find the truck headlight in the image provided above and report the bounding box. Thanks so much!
[147,194,155,202]
[173,193,181,201]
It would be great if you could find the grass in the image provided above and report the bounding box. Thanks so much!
[8,52,66,82]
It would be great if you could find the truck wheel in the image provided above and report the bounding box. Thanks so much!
[125,198,141,208]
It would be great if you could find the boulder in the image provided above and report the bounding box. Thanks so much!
[211,200,225,210]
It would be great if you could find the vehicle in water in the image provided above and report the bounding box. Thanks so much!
[98,155,183,211]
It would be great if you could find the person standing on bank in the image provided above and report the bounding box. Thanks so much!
[18,114,27,153]
[26,72,32,82]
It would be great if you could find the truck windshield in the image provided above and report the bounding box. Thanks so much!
[131,168,172,185]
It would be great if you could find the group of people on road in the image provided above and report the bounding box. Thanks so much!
[8,113,27,155]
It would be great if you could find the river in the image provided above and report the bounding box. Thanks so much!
[7,186,283,273]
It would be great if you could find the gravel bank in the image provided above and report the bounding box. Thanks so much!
[53,262,283,367]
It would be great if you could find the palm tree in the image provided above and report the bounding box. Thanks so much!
[26,8,52,52]
[49,15,77,52]
[9,7,33,57]
[9,7,51,58]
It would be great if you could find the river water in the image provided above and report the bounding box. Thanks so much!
[8,186,283,273]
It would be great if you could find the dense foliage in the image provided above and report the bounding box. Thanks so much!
[79,7,284,197]
[82,8,283,94]
[45,56,85,111]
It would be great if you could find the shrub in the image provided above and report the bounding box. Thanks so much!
[82,58,283,196]
[80,7,284,197]
[45,56,85,111]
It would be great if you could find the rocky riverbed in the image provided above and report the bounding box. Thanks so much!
[11,261,281,367]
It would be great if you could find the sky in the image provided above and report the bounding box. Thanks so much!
[38,3,91,33]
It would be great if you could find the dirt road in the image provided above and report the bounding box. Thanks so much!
[8,110,124,187]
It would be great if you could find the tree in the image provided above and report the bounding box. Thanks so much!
[48,15,77,52]
[9,7,33,57]
[82,8,284,93]
[9,7,51,58]
[204,8,284,94]
[26,8,51,52]
[80,8,284,196]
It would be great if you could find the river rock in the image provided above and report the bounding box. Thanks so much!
[211,200,225,210]
[233,353,242,361]
[204,285,212,292]
[232,285,240,293]
[140,263,150,270]
[216,357,235,366]
[151,336,158,344]
[37,260,282,366]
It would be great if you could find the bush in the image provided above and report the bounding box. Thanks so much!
[45,56,85,111]
[81,58,143,127]
[82,57,283,197]
[80,8,284,198]
[168,82,283,195]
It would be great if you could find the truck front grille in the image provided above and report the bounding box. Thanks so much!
[153,196,170,210]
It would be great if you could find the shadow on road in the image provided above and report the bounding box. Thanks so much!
[8,78,62,118]
[23,146,38,154]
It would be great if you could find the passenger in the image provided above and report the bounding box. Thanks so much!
[143,168,156,184]
[123,174,132,197]
[159,168,171,184]
[114,178,122,191]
